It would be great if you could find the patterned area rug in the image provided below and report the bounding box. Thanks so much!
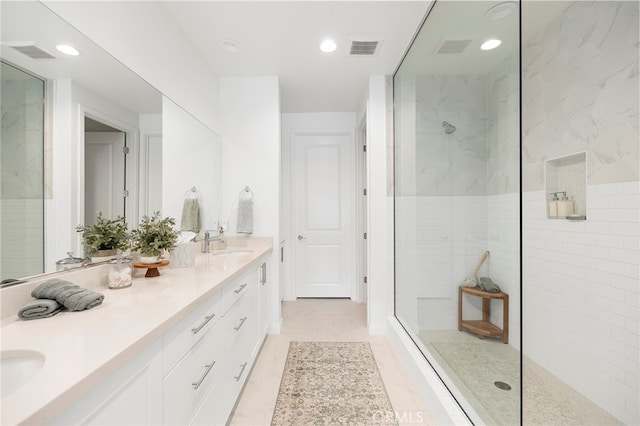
[271,341,398,425]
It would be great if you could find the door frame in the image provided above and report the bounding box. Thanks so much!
[355,114,368,304]
[75,105,140,255]
[288,128,357,300]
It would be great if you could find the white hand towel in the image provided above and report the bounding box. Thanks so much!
[237,198,253,234]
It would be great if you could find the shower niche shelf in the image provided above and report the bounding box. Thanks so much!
[545,152,586,220]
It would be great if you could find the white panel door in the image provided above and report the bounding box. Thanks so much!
[85,132,126,225]
[293,131,355,298]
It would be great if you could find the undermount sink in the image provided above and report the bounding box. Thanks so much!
[0,350,44,398]
[211,250,253,257]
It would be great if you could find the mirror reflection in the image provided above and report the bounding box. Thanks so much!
[1,1,163,280]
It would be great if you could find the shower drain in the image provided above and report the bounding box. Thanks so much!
[494,381,512,391]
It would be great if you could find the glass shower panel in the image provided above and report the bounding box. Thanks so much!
[393,1,520,424]
[1,62,45,281]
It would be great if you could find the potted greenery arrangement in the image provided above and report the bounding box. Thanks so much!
[131,212,179,264]
[76,213,130,262]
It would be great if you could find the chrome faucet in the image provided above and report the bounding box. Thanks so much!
[203,227,226,253]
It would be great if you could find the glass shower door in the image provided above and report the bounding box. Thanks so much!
[393,1,520,424]
[1,61,45,281]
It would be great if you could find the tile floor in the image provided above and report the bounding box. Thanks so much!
[229,299,434,426]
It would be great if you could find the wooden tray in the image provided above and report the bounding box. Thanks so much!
[134,260,169,277]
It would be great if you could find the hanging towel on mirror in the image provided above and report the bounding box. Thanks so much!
[180,198,200,233]
[237,187,253,234]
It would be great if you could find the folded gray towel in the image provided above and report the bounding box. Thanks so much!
[478,277,501,293]
[31,279,104,311]
[18,299,63,320]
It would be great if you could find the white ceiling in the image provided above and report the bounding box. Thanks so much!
[162,1,431,113]
[1,1,162,115]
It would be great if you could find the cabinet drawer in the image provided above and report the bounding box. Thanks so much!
[164,292,221,374]
[190,342,253,426]
[222,289,256,352]
[163,324,224,426]
[221,269,257,314]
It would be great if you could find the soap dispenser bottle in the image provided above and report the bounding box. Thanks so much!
[548,192,559,218]
[557,192,575,217]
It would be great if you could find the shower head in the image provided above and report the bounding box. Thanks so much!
[442,121,456,134]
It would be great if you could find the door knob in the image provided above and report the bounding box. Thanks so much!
[297,235,305,240]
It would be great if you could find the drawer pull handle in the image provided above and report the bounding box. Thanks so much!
[191,314,215,334]
[233,316,248,331]
[234,283,248,294]
[192,361,216,390]
[234,362,248,382]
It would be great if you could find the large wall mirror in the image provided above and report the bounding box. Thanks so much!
[1,1,221,282]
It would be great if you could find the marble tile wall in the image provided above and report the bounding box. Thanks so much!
[522,1,639,190]
[487,53,520,196]
[414,74,488,197]
[522,1,639,423]
[1,70,45,199]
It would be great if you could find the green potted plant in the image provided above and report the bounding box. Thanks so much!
[76,213,130,262]
[131,212,179,264]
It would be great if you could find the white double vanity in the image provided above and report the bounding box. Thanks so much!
[0,238,272,425]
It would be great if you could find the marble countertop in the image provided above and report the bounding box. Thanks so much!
[0,237,273,425]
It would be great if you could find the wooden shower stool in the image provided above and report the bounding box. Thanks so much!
[458,286,509,344]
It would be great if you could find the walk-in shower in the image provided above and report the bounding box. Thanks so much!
[393,1,639,425]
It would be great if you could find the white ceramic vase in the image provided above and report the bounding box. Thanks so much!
[139,254,161,264]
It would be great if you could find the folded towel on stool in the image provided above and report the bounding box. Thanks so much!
[18,299,63,320]
[31,279,104,311]
[478,277,501,293]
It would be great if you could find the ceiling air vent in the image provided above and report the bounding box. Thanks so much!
[435,38,472,55]
[6,42,57,60]
[348,39,381,56]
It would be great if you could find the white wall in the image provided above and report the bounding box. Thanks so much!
[366,75,394,334]
[280,112,357,301]
[161,97,221,236]
[42,1,219,130]
[219,76,281,332]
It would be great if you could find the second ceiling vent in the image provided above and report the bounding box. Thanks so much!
[348,39,382,56]
[434,38,473,55]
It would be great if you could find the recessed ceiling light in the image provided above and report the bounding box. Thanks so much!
[480,39,502,51]
[56,44,80,56]
[320,39,337,53]
[220,39,240,53]
[484,1,518,20]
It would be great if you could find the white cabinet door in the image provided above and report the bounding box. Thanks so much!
[50,339,163,426]
[163,322,224,426]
